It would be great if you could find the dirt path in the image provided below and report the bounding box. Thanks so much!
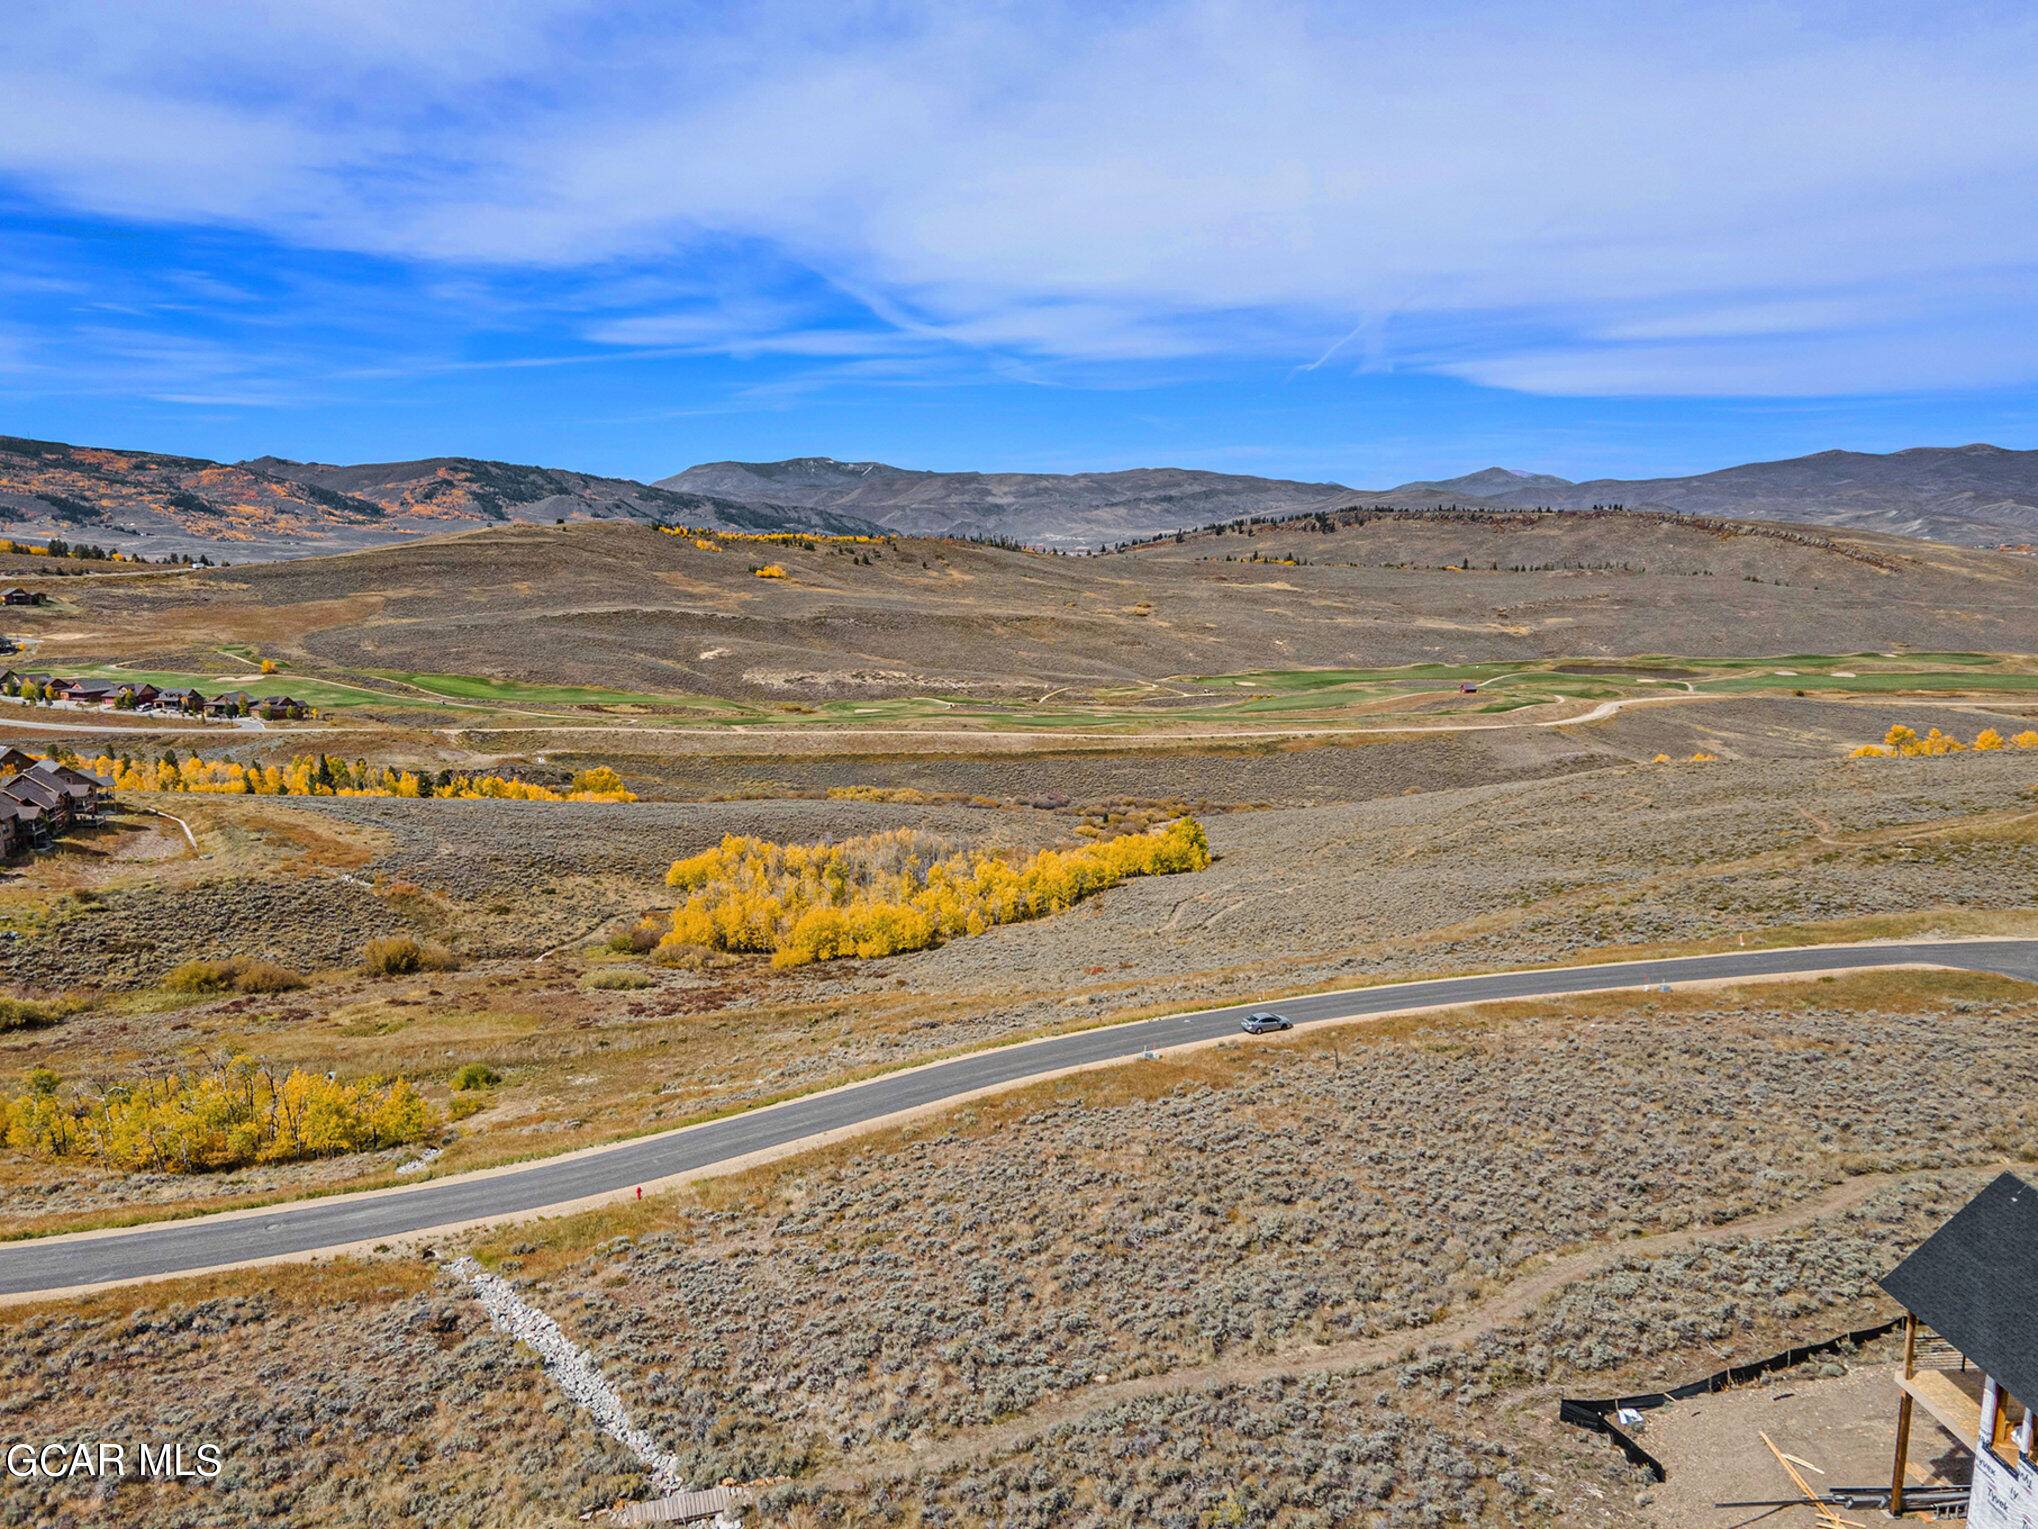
[137,804,200,853]
[819,1162,1993,1488]
[1797,803,2038,850]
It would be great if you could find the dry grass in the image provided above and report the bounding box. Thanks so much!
[34,517,2038,705]
[8,970,2030,1526]
[6,745,2035,1236]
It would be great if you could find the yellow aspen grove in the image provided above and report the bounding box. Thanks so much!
[0,1057,433,1172]
[1852,724,2028,758]
[662,819,1213,966]
[58,750,638,802]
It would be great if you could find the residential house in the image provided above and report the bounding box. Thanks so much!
[1,770,70,833]
[102,682,160,710]
[1,588,45,606]
[253,694,308,720]
[27,759,111,821]
[206,690,255,717]
[50,679,118,705]
[0,797,43,855]
[0,745,33,774]
[1882,1171,2038,1521]
[154,686,205,714]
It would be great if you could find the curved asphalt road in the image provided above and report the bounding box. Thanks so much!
[4,939,2035,1297]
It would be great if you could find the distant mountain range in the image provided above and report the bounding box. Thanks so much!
[0,438,888,561]
[1,433,2033,560]
[1389,444,2038,546]
[663,444,2038,549]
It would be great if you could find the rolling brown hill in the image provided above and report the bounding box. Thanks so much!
[0,436,883,562]
[32,509,2038,700]
[656,457,1367,547]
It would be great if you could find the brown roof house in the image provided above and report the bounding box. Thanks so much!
[51,679,118,705]
[0,770,69,833]
[0,798,31,857]
[23,759,104,820]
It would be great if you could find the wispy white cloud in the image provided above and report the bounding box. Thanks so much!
[2,1,2035,397]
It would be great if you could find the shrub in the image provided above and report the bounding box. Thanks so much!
[651,942,720,971]
[451,1062,500,1091]
[362,937,459,977]
[229,959,305,993]
[449,1094,491,1121]
[0,998,63,1033]
[605,920,663,954]
[586,968,653,990]
[164,957,307,994]
[163,959,238,994]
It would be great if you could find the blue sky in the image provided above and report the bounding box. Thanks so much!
[2,0,2035,486]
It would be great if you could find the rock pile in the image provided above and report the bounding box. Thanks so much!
[447,1255,685,1494]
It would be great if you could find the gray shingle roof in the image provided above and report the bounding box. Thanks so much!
[1881,1172,2038,1407]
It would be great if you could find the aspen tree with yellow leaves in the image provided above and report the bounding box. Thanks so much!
[0,1056,432,1172]
[48,750,637,801]
[662,819,1212,966]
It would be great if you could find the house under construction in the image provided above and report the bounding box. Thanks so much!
[1881,1172,2038,1523]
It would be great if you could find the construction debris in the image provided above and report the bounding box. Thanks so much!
[1760,1432,1864,1528]
[600,1486,754,1525]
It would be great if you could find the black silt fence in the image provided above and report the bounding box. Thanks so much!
[1557,1315,1906,1481]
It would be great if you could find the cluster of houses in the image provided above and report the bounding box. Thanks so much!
[0,670,309,720]
[0,746,113,859]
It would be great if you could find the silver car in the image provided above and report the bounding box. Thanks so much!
[1239,1011,1292,1034]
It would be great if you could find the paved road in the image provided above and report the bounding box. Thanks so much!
[4,939,2034,1297]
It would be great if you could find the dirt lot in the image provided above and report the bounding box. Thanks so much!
[1640,1346,1971,1527]
[2,971,2029,1527]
